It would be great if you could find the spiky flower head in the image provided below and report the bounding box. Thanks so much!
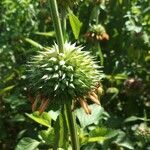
[27,42,102,112]
[85,24,109,42]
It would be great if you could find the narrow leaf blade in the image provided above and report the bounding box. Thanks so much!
[68,11,82,39]
[26,112,51,127]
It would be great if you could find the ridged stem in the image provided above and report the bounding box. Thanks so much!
[97,42,104,65]
[48,0,64,52]
[61,8,67,41]
[65,104,80,150]
[95,6,104,65]
[48,0,79,149]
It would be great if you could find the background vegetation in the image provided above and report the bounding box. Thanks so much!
[0,0,150,149]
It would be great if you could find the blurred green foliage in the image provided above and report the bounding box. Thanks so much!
[0,0,150,149]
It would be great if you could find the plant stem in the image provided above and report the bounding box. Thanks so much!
[48,1,79,149]
[48,0,64,52]
[65,104,80,150]
[95,6,104,65]
[61,8,67,41]
[96,6,100,25]
[97,42,104,65]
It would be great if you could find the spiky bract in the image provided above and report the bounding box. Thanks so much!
[27,42,102,104]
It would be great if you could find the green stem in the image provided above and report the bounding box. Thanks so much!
[65,104,80,150]
[95,6,104,65]
[97,42,104,65]
[95,6,100,25]
[61,8,67,41]
[48,0,64,52]
[48,1,79,149]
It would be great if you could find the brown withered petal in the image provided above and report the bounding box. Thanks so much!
[38,99,45,110]
[96,35,102,40]
[97,86,104,95]
[32,98,39,112]
[91,33,95,37]
[79,99,91,114]
[90,92,99,100]
[28,95,34,104]
[101,32,109,40]
[85,32,91,37]
[96,35,99,40]
[87,106,92,114]
[38,99,49,114]
[88,94,100,105]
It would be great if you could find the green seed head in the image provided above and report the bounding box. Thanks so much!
[27,42,102,105]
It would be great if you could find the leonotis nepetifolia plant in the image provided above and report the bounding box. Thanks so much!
[27,42,103,114]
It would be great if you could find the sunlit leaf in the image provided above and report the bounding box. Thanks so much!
[26,111,51,127]
[35,31,55,37]
[24,38,43,49]
[106,87,119,94]
[88,127,119,143]
[0,85,15,95]
[124,116,150,123]
[68,10,82,39]
[48,110,60,121]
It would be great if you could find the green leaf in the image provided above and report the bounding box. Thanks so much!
[117,141,134,150]
[0,85,15,95]
[48,110,60,121]
[88,127,119,143]
[145,55,150,62]
[24,38,43,49]
[114,74,127,80]
[124,116,150,123]
[106,87,119,94]
[11,114,26,122]
[26,111,51,127]
[15,137,40,150]
[106,74,127,80]
[124,116,141,123]
[113,131,134,150]
[88,136,106,143]
[68,11,82,39]
[39,128,55,145]
[35,31,55,37]
[4,95,26,109]
[76,104,109,128]
[3,73,15,83]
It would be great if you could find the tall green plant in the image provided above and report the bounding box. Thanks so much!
[25,0,103,149]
